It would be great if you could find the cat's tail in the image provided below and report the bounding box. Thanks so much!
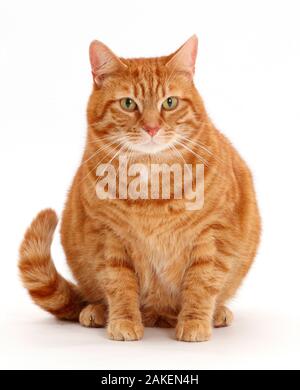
[18,209,85,320]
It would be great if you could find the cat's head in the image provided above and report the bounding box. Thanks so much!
[87,36,206,156]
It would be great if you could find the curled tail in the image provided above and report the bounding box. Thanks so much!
[18,209,85,320]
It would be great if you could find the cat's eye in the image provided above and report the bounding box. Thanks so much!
[162,97,179,111]
[120,98,138,112]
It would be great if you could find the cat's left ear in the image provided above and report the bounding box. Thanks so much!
[166,35,198,78]
[89,40,127,86]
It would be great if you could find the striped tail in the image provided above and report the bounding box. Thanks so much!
[18,209,85,320]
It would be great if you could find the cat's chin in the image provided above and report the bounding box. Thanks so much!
[129,141,171,155]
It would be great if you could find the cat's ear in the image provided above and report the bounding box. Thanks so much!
[89,40,127,85]
[166,35,198,77]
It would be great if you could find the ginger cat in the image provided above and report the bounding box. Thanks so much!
[19,36,260,342]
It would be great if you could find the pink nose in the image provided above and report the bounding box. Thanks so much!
[143,125,160,137]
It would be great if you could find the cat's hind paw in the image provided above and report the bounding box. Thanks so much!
[213,306,233,328]
[79,303,106,328]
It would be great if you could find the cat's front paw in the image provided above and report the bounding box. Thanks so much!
[107,319,144,341]
[176,319,212,342]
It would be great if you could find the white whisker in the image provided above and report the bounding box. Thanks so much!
[79,140,126,185]
[178,134,226,166]
[174,140,209,167]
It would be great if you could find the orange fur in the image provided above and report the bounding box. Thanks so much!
[19,36,260,342]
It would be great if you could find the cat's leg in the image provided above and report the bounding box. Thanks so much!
[79,303,107,328]
[100,250,143,341]
[103,260,144,341]
[176,254,229,342]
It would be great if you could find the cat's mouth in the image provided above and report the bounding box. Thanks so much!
[127,130,173,155]
[129,139,171,155]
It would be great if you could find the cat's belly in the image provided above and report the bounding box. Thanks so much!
[132,235,190,314]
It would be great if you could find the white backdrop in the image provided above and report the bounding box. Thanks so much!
[1,0,300,369]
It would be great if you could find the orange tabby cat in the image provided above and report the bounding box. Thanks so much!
[18,36,261,342]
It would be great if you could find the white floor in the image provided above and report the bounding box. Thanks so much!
[1,293,299,370]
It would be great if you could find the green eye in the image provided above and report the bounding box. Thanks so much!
[120,97,137,112]
[162,97,178,111]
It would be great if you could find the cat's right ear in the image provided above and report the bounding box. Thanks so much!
[89,40,127,86]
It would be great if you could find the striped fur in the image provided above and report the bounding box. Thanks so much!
[18,37,261,342]
[19,209,85,320]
